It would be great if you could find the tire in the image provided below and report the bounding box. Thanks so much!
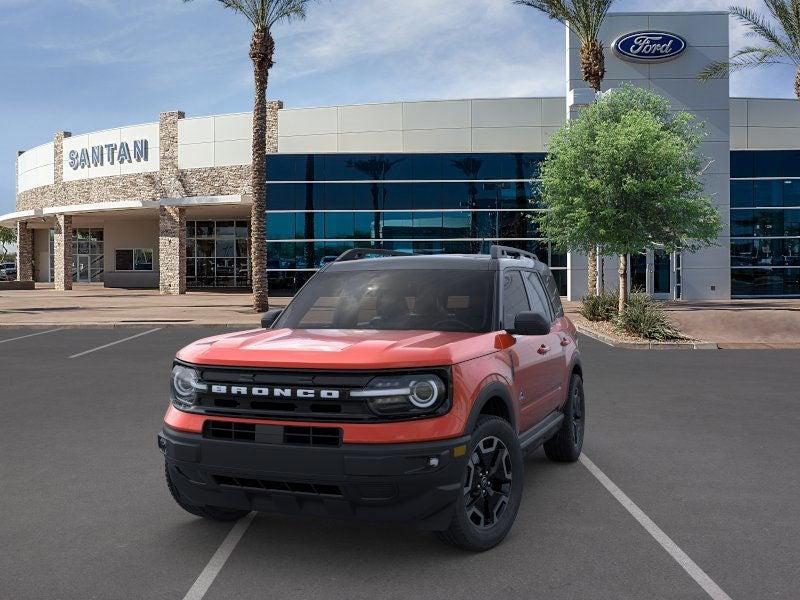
[436,416,524,552]
[543,373,585,463]
[164,463,249,522]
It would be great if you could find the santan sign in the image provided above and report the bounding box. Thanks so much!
[613,31,687,62]
[68,139,149,170]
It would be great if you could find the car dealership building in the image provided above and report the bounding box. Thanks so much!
[4,10,800,300]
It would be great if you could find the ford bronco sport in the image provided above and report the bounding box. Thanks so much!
[159,246,584,551]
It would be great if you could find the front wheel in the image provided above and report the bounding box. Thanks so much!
[436,416,523,552]
[543,373,585,463]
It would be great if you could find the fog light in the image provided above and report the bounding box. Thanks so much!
[428,457,439,468]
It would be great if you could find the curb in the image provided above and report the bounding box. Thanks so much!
[576,324,718,350]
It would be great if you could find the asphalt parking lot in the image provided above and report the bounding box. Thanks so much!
[1,327,798,600]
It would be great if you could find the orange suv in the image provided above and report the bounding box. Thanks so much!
[159,246,584,551]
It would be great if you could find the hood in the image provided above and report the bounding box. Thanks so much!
[176,328,502,369]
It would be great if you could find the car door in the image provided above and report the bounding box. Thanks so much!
[501,270,555,433]
[522,270,565,415]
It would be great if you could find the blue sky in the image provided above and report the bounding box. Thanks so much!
[1,0,797,215]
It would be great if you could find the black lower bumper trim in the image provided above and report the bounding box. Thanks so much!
[159,426,470,530]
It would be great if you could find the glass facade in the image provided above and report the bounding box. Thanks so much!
[186,220,251,288]
[264,153,567,295]
[48,228,105,283]
[731,151,800,296]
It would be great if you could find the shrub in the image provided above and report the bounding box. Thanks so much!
[580,290,619,322]
[614,293,684,340]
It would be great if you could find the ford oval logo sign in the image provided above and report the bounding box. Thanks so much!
[613,31,687,62]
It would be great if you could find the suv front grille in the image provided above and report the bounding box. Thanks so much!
[192,367,448,422]
[213,475,343,497]
[204,421,342,447]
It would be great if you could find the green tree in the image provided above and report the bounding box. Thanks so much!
[514,0,616,294]
[699,2,800,100]
[537,85,722,313]
[0,226,15,263]
[184,0,315,311]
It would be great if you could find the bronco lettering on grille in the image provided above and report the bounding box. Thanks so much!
[209,385,341,399]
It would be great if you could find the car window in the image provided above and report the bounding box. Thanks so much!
[276,269,496,332]
[543,271,564,318]
[522,271,553,322]
[502,271,530,329]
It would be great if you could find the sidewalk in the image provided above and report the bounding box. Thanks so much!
[563,299,800,349]
[0,284,289,327]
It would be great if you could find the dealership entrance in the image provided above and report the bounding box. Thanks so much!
[628,249,676,300]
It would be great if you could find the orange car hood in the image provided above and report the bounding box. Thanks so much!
[176,328,502,369]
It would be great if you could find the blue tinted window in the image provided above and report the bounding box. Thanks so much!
[730,181,753,208]
[754,151,783,177]
[442,183,470,209]
[730,210,753,237]
[444,155,484,180]
[730,151,754,178]
[380,183,413,210]
[783,180,800,207]
[413,212,443,238]
[443,212,472,237]
[382,212,413,238]
[266,155,296,181]
[267,184,298,210]
[266,213,295,240]
[325,213,355,239]
[355,213,377,238]
[294,211,323,239]
[324,183,353,210]
[412,182,443,209]
[754,180,783,207]
[412,155,442,180]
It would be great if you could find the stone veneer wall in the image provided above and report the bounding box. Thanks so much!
[16,102,283,212]
[15,222,33,281]
[53,214,73,291]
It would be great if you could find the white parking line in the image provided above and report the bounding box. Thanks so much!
[182,512,256,600]
[68,328,162,359]
[0,329,63,345]
[580,453,733,600]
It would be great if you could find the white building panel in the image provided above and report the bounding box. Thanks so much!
[178,117,214,145]
[471,98,542,128]
[178,142,214,170]
[541,98,566,127]
[402,128,471,153]
[403,100,471,130]
[472,127,543,152]
[214,139,250,167]
[729,99,748,127]
[648,12,729,48]
[214,113,252,142]
[338,103,403,133]
[278,134,338,153]
[338,130,404,152]
[278,107,338,137]
[747,98,800,128]
[746,127,800,150]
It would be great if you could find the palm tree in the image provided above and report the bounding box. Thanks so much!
[699,2,800,101]
[185,0,314,311]
[515,0,615,295]
[348,157,404,242]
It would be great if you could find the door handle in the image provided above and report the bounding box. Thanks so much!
[537,344,551,355]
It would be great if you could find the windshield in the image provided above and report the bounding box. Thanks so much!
[275,269,496,332]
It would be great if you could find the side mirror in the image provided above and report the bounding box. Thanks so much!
[260,309,283,329]
[511,311,551,336]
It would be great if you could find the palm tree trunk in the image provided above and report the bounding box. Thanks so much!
[618,254,628,314]
[580,39,604,295]
[580,40,605,93]
[249,29,274,312]
[796,67,800,102]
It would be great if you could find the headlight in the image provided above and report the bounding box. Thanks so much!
[170,364,206,409]
[351,373,448,417]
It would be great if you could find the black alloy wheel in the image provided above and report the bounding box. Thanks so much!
[464,436,513,529]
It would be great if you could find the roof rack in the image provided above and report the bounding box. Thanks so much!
[334,248,411,263]
[489,244,537,261]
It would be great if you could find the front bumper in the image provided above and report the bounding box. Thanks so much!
[159,426,470,530]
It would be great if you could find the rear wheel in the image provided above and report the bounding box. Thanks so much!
[165,463,249,521]
[437,416,523,551]
[543,373,585,463]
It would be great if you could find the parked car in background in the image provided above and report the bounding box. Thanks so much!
[0,262,16,281]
